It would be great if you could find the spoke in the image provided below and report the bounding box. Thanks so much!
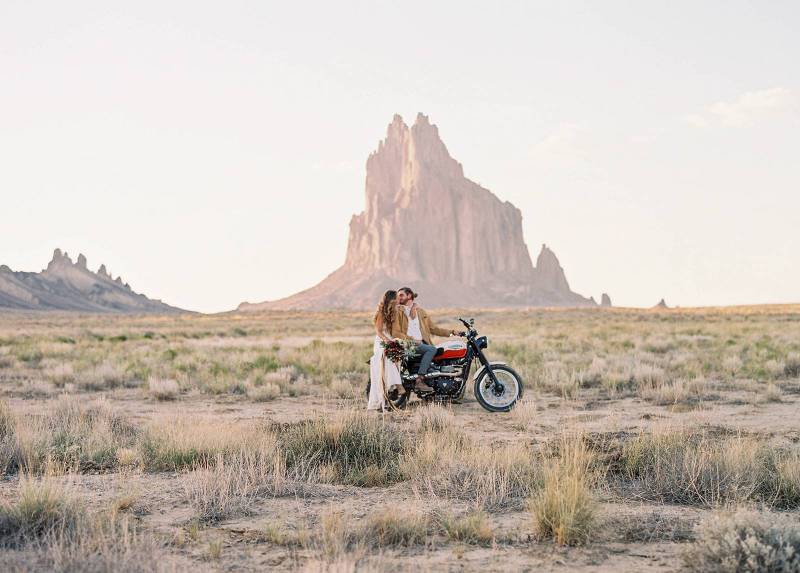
[480,369,519,407]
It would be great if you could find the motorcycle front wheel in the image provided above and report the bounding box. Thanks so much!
[473,365,523,412]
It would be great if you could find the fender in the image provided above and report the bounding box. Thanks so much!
[473,361,508,381]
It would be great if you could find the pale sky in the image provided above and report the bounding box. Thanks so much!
[1,1,798,313]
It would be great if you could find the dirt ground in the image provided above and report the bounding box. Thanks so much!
[1,307,799,571]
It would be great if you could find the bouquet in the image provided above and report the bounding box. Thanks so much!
[381,339,418,364]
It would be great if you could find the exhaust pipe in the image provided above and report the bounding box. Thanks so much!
[403,371,462,380]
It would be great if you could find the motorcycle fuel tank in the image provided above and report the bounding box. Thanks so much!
[434,340,468,361]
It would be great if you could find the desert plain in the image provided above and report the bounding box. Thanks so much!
[1,305,800,572]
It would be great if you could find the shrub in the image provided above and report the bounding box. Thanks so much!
[77,361,130,391]
[147,377,180,400]
[437,510,494,544]
[784,353,800,378]
[362,506,430,548]
[632,363,667,391]
[250,382,281,402]
[0,478,83,546]
[277,411,405,486]
[684,511,800,573]
[0,401,17,474]
[329,378,354,399]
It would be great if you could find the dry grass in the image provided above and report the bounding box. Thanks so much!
[414,403,455,432]
[3,307,800,570]
[277,410,406,486]
[621,429,800,508]
[0,477,83,547]
[2,397,138,475]
[0,477,167,572]
[400,426,540,509]
[249,381,281,402]
[138,416,276,471]
[4,306,800,401]
[529,435,596,545]
[510,397,537,430]
[361,505,431,548]
[184,449,288,522]
[147,376,179,400]
[436,510,494,544]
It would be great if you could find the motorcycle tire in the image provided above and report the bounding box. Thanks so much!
[365,377,409,410]
[473,364,523,412]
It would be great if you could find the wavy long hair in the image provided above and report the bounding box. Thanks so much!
[374,290,397,330]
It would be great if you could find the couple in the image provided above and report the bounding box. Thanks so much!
[367,287,460,411]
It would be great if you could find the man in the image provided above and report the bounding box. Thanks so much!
[392,287,460,390]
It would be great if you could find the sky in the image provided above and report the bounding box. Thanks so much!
[1,1,798,313]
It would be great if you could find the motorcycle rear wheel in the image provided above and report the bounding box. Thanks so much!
[364,377,408,410]
[473,365,523,412]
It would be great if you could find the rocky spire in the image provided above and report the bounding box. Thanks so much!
[0,249,185,312]
[241,113,600,310]
[601,293,612,307]
[346,113,533,285]
[533,244,571,293]
[46,248,72,272]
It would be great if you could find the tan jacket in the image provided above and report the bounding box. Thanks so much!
[390,304,453,345]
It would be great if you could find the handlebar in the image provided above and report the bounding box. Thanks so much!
[456,316,476,338]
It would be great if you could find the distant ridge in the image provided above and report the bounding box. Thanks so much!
[240,113,604,311]
[0,249,186,313]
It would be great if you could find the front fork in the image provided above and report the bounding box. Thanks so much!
[474,348,501,389]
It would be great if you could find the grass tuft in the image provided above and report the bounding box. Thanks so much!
[529,435,596,545]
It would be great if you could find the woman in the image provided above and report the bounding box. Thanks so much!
[367,289,405,411]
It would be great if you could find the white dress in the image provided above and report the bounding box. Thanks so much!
[367,330,403,411]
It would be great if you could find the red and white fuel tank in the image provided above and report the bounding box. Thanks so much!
[433,340,468,361]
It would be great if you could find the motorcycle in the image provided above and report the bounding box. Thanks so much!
[368,317,524,412]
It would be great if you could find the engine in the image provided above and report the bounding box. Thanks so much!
[426,363,464,396]
[403,341,469,397]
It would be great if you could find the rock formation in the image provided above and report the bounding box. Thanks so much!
[0,249,185,313]
[653,298,669,309]
[240,113,600,310]
[601,293,612,307]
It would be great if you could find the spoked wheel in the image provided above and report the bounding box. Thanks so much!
[473,365,523,412]
[385,385,409,409]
